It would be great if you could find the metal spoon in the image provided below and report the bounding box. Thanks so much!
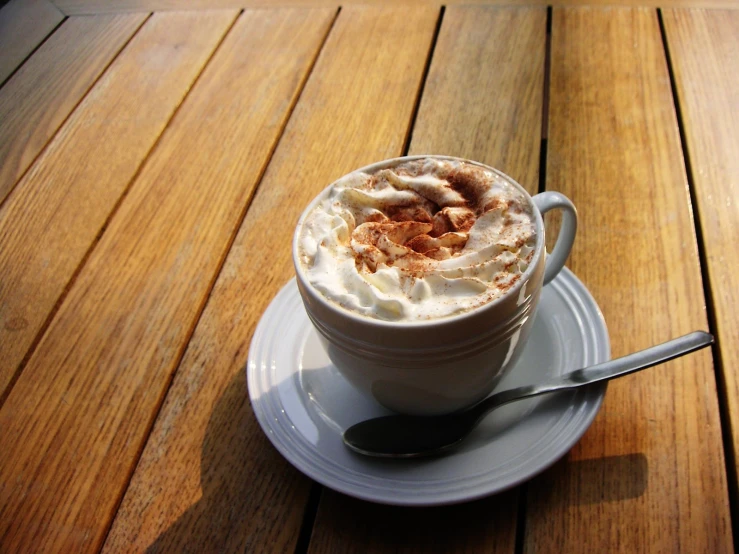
[343,331,713,458]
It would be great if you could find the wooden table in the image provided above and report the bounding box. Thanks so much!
[1,0,737,551]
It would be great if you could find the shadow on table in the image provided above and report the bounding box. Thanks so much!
[529,451,649,507]
[144,360,648,552]
[569,452,649,504]
[142,361,529,552]
[145,370,310,553]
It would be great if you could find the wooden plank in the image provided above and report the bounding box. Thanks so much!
[52,0,739,17]
[309,7,547,552]
[0,13,147,206]
[0,10,237,402]
[410,5,546,194]
[101,6,438,553]
[662,8,739,493]
[524,7,732,552]
[0,7,335,553]
[0,9,245,552]
[0,0,63,84]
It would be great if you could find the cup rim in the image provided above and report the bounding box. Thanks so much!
[292,155,546,329]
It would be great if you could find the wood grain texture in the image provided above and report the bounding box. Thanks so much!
[0,8,334,554]
[662,8,739,494]
[102,6,438,553]
[0,11,235,401]
[52,0,739,17]
[0,13,147,205]
[410,5,546,193]
[0,0,63,84]
[524,8,732,552]
[308,7,547,552]
[0,9,275,552]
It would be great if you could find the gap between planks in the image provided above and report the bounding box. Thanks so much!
[658,8,739,550]
[0,0,65,87]
[400,5,445,156]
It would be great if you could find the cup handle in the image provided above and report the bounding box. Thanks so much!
[532,191,577,285]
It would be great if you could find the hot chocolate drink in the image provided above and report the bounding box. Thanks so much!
[296,157,537,321]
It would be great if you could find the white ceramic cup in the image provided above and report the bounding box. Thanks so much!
[293,156,577,415]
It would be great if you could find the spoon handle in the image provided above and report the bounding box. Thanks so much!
[474,331,713,420]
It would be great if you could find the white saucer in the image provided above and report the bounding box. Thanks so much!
[247,268,610,506]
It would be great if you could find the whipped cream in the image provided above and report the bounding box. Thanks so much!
[297,158,537,321]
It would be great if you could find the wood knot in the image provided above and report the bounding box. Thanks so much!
[5,317,28,331]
